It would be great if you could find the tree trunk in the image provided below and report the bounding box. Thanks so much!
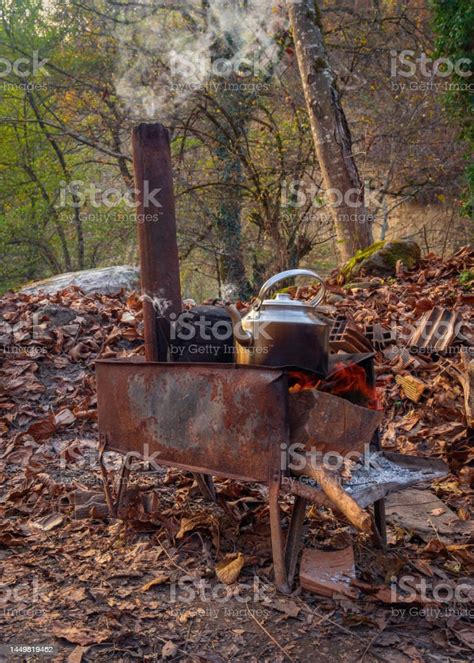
[210,78,251,299]
[214,132,251,300]
[286,0,372,262]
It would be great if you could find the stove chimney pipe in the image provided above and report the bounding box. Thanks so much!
[132,123,182,361]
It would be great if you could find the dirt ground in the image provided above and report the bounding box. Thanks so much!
[0,466,471,663]
[1,248,473,662]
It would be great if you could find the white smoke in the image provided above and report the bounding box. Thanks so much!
[113,0,292,120]
[141,293,173,316]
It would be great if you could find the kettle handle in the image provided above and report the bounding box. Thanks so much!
[254,269,326,309]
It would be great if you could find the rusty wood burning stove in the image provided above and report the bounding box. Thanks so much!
[96,356,390,592]
[96,123,448,594]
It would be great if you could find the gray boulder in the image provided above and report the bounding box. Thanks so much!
[20,265,140,296]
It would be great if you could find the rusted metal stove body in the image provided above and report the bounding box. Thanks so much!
[96,356,386,593]
[97,359,296,591]
[97,360,287,482]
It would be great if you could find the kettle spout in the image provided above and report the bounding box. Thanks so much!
[225,304,253,347]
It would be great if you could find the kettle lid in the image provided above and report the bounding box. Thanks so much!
[261,293,312,308]
[254,269,326,311]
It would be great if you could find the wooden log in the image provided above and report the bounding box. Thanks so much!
[283,475,370,530]
[292,454,372,532]
[281,476,333,510]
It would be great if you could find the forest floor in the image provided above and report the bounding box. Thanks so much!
[0,248,473,663]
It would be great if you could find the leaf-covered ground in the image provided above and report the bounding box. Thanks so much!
[0,248,473,662]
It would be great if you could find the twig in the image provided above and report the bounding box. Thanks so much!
[156,532,197,576]
[428,518,442,542]
[360,628,384,661]
[245,602,294,662]
[308,606,365,641]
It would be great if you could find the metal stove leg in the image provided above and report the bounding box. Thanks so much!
[285,496,307,588]
[370,428,387,549]
[99,435,116,518]
[116,453,134,517]
[373,498,387,550]
[268,474,290,594]
[193,473,216,502]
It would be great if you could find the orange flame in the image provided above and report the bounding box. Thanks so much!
[288,363,381,410]
[321,362,381,410]
[288,370,321,394]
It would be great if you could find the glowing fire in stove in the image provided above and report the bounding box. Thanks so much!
[288,362,381,410]
[288,371,321,393]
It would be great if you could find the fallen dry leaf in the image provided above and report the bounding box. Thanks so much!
[140,574,170,592]
[161,641,178,658]
[26,413,56,441]
[269,597,301,618]
[67,587,87,602]
[431,507,446,516]
[0,524,29,547]
[55,408,76,427]
[453,628,474,650]
[51,625,110,646]
[67,646,86,663]
[69,343,90,361]
[216,552,245,584]
[176,513,218,540]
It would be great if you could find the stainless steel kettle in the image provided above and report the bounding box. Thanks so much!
[226,269,329,376]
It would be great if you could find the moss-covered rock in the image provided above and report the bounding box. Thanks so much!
[340,241,385,281]
[340,240,421,281]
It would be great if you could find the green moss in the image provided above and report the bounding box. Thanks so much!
[274,286,293,296]
[459,269,474,289]
[340,240,386,280]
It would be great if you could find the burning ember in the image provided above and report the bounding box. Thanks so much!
[288,371,321,393]
[288,362,381,410]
